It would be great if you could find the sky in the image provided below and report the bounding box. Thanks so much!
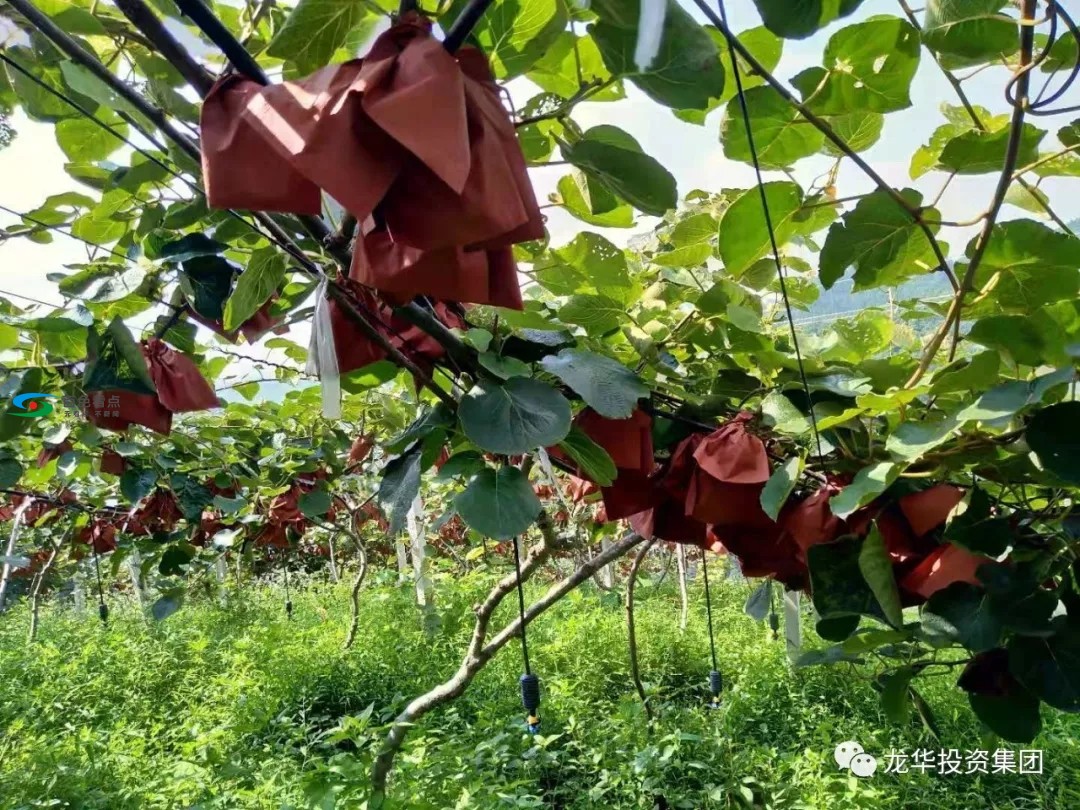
[0,1,1077,394]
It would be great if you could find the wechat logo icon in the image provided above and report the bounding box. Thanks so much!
[835,741,878,778]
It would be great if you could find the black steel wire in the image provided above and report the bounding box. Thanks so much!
[0,202,135,263]
[716,0,824,459]
[701,550,719,673]
[511,535,532,675]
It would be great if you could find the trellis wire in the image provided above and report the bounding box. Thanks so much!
[715,0,824,459]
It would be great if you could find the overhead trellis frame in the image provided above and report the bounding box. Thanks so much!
[5,0,465,410]
[4,0,1058,418]
[0,0,877,442]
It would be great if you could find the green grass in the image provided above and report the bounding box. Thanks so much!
[1,566,1078,809]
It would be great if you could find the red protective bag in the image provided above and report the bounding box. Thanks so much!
[349,434,375,465]
[687,414,772,527]
[75,520,117,554]
[188,299,289,344]
[565,475,599,503]
[354,500,390,532]
[899,484,965,537]
[877,507,928,566]
[600,468,661,521]
[191,510,225,547]
[351,229,523,310]
[629,494,708,547]
[202,15,541,307]
[201,74,322,215]
[661,434,703,502]
[456,47,545,249]
[575,408,654,474]
[86,391,173,436]
[11,496,58,526]
[36,440,72,468]
[693,413,770,484]
[329,278,464,376]
[714,520,808,590]
[86,340,219,436]
[267,486,304,526]
[254,523,290,548]
[144,339,221,413]
[782,477,854,559]
[329,285,391,374]
[242,59,407,221]
[901,543,992,601]
[130,489,183,535]
[375,41,543,252]
[100,448,127,476]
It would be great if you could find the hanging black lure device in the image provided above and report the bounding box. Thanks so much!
[702,552,723,710]
[512,536,541,733]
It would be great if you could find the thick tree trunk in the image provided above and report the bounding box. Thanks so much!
[326,531,340,583]
[626,537,658,720]
[0,498,33,613]
[27,540,62,643]
[343,542,369,650]
[369,533,645,807]
[784,589,802,662]
[676,544,689,632]
[127,549,146,613]
[599,537,615,589]
[406,495,431,607]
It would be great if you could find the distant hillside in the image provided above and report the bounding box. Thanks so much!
[798,272,952,323]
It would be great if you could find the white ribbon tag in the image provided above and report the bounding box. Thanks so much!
[307,276,342,419]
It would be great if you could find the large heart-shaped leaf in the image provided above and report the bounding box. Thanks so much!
[760,456,802,521]
[923,0,1018,65]
[751,0,866,39]
[299,483,332,518]
[378,444,423,536]
[539,349,648,419]
[590,0,725,109]
[267,0,377,75]
[556,428,617,486]
[858,525,903,628]
[1009,623,1080,712]
[820,189,944,290]
[459,378,572,454]
[722,86,824,169]
[560,126,677,216]
[444,0,568,79]
[799,18,921,114]
[1027,402,1080,485]
[223,248,287,331]
[455,467,542,539]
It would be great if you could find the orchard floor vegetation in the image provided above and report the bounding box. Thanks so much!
[2,564,1078,810]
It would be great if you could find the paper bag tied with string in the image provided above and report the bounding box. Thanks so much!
[83,322,220,436]
[328,277,465,376]
[686,414,773,529]
[201,74,322,215]
[200,13,542,309]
